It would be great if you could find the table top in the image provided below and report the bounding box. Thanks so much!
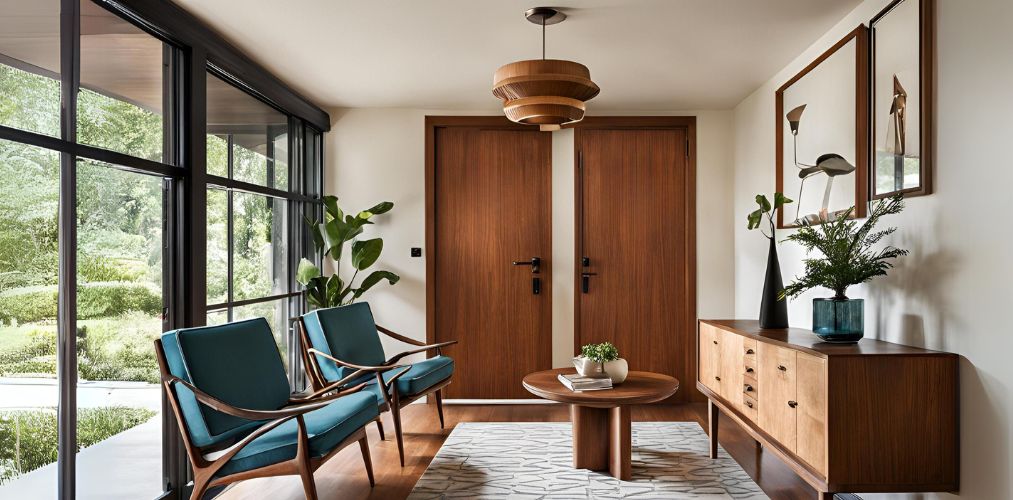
[522,368,680,408]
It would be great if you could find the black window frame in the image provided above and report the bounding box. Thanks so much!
[0,1,328,498]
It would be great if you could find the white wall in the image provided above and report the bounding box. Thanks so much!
[325,108,735,370]
[732,1,1013,498]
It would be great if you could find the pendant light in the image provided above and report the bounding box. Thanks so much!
[492,7,600,131]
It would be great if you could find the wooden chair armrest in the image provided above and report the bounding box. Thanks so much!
[307,348,409,373]
[290,379,369,403]
[385,340,459,364]
[376,325,426,346]
[167,377,332,421]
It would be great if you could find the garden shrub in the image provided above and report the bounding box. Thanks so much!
[0,282,161,325]
[0,406,155,485]
[0,330,56,377]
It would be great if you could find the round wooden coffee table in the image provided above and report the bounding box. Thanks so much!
[522,368,679,480]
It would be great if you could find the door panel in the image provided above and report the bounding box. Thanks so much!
[433,125,551,399]
[758,342,797,450]
[577,127,694,402]
[718,329,744,402]
[698,323,721,394]
[796,352,828,475]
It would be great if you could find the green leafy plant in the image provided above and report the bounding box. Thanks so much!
[747,192,793,239]
[580,342,620,363]
[295,196,400,309]
[781,194,908,301]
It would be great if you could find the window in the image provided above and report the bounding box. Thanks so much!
[0,1,326,497]
[0,1,61,136]
[77,2,167,161]
[204,72,320,378]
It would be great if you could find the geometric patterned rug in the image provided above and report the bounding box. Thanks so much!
[408,422,768,499]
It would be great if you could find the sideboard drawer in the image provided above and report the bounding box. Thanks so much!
[741,393,758,421]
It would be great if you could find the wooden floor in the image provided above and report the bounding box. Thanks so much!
[217,402,820,499]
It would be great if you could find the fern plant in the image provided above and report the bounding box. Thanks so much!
[781,194,908,301]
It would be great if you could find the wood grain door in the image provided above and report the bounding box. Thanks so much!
[795,352,827,475]
[576,122,696,402]
[428,119,552,399]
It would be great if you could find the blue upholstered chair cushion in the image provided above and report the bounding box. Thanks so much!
[212,391,378,478]
[161,318,291,448]
[302,303,386,383]
[361,356,455,406]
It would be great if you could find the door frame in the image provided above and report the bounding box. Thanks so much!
[424,116,552,393]
[571,116,699,401]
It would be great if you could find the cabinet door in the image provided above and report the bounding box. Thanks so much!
[719,329,744,402]
[758,342,797,451]
[795,352,827,476]
[698,324,721,394]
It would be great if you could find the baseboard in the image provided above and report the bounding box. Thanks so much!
[442,399,559,405]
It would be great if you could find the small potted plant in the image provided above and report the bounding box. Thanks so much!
[573,342,627,384]
[781,194,908,343]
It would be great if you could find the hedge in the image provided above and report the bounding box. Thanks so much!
[0,282,161,324]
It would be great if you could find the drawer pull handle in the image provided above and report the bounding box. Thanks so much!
[715,376,721,382]
[777,365,787,372]
[745,401,754,409]
[713,340,718,345]
[745,348,755,354]
[745,367,754,373]
[788,400,798,408]
[744,384,754,392]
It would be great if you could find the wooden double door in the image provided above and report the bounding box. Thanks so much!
[428,117,695,401]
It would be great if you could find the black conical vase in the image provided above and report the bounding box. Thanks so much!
[759,237,788,329]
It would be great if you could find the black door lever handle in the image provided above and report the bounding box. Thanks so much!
[512,257,541,273]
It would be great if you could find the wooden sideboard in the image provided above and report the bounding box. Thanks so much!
[698,319,958,498]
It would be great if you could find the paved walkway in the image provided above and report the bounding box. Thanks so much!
[0,378,163,499]
[0,377,161,410]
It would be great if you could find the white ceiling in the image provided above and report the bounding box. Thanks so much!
[172,0,861,112]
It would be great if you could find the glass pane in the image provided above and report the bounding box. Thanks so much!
[206,73,288,188]
[75,159,163,500]
[206,188,228,304]
[233,299,289,370]
[206,309,228,326]
[232,192,287,300]
[0,1,61,136]
[77,1,166,161]
[0,139,59,495]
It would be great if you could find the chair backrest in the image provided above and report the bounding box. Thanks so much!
[301,303,385,383]
[160,318,291,449]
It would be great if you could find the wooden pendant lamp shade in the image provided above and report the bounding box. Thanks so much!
[493,8,599,131]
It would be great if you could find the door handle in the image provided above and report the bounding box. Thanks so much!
[512,257,541,274]
[581,272,597,293]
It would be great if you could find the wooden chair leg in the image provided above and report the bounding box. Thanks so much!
[375,417,386,440]
[295,416,319,500]
[359,435,375,487]
[391,392,406,467]
[189,478,210,500]
[435,388,445,429]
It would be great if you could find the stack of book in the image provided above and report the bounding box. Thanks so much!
[558,373,613,392]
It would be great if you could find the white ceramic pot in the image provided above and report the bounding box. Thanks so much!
[572,356,603,377]
[603,358,629,384]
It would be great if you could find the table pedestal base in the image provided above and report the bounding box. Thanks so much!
[570,404,631,480]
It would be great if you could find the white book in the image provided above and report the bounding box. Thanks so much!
[558,373,613,392]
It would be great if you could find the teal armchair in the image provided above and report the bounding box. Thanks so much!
[297,303,457,466]
[155,318,380,500]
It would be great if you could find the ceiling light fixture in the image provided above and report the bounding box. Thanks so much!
[492,7,600,131]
